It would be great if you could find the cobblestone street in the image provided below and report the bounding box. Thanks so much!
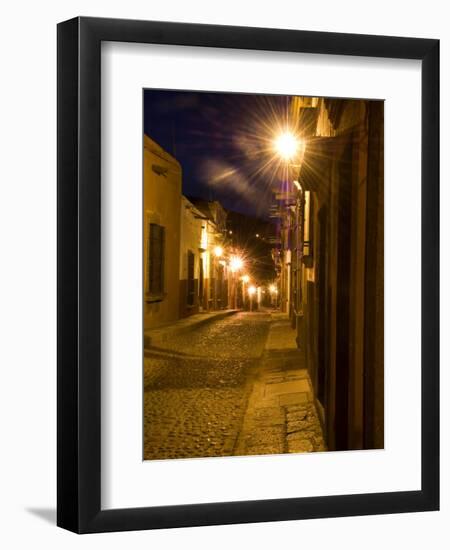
[144,311,326,460]
[144,312,270,459]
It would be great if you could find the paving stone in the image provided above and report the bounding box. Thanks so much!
[285,404,308,414]
[264,379,310,397]
[246,445,285,456]
[286,410,308,423]
[287,419,314,433]
[288,439,314,453]
[283,369,309,379]
[279,392,309,406]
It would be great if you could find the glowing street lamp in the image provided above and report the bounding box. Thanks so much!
[241,274,250,309]
[212,246,224,309]
[248,285,257,311]
[274,131,300,161]
[230,256,244,272]
[228,255,244,309]
[269,284,278,308]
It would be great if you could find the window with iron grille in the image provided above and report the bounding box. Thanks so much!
[187,250,195,306]
[147,223,165,299]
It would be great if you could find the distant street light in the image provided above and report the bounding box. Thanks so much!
[228,255,244,309]
[230,256,244,272]
[274,131,301,161]
[269,284,278,308]
[213,246,224,309]
[241,274,250,309]
[248,285,257,311]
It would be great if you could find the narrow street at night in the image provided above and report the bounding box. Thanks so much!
[143,91,384,457]
[144,311,325,460]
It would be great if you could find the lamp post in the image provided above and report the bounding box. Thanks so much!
[248,285,257,311]
[241,274,250,309]
[269,284,278,308]
[274,130,305,317]
[229,255,244,309]
[213,246,223,310]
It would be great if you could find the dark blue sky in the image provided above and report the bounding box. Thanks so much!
[143,90,291,218]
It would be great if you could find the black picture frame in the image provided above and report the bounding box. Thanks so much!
[57,16,439,533]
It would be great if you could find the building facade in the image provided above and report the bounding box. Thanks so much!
[187,199,229,312]
[143,135,182,331]
[274,97,384,451]
[179,196,203,318]
[144,135,231,331]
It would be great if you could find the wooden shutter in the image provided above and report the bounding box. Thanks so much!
[187,251,195,306]
[148,223,165,298]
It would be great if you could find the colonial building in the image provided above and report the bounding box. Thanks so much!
[144,134,231,330]
[274,97,384,451]
[179,196,203,318]
[143,135,182,331]
[186,198,229,312]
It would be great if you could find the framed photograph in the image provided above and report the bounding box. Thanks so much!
[57,17,439,533]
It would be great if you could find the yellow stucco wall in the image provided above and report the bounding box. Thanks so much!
[143,135,182,330]
[179,196,204,316]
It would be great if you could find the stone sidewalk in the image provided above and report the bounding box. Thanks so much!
[235,314,326,456]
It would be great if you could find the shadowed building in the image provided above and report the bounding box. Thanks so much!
[274,97,384,451]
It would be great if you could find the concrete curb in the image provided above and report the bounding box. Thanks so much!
[144,309,239,349]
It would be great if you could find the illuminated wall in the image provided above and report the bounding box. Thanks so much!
[143,135,182,330]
